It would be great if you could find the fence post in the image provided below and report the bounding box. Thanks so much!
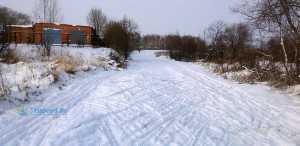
[9,31,11,43]
[92,34,94,48]
[19,32,21,44]
[67,33,69,47]
[61,34,63,47]
[33,28,35,45]
[41,33,43,46]
[14,32,17,47]
[27,33,30,46]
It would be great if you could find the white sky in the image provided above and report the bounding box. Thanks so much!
[0,0,244,36]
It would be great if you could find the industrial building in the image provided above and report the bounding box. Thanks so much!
[7,23,94,46]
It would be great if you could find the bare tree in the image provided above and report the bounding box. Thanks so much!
[86,8,107,38]
[141,34,165,49]
[205,20,227,60]
[0,6,31,55]
[33,0,63,23]
[232,0,300,78]
[165,34,205,61]
[206,21,226,46]
[181,35,199,61]
[0,6,31,27]
[104,21,130,60]
[224,23,252,60]
[121,16,140,50]
[165,34,183,61]
[33,0,63,59]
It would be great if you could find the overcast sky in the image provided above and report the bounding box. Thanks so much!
[0,0,244,36]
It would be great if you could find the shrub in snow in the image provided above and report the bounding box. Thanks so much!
[155,51,169,57]
[53,51,84,74]
[0,47,20,64]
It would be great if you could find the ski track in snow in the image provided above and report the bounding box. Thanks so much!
[1,51,300,146]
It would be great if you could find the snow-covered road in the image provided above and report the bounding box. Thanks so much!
[1,51,300,146]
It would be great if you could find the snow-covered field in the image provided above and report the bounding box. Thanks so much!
[1,50,300,145]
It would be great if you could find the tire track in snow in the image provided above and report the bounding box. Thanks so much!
[162,59,300,145]
[1,72,111,145]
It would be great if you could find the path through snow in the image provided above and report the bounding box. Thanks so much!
[1,51,300,146]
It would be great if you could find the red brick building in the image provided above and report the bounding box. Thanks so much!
[8,25,33,44]
[8,23,94,45]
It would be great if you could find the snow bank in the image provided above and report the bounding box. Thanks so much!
[195,61,300,96]
[0,62,54,101]
[11,45,120,70]
[0,44,120,107]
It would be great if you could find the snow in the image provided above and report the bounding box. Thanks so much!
[9,25,33,28]
[43,28,61,30]
[0,44,119,109]
[0,61,55,101]
[13,45,113,64]
[0,50,300,145]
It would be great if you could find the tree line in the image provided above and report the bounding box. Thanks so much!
[1,0,300,87]
[207,0,300,87]
[138,0,300,87]
[234,0,300,86]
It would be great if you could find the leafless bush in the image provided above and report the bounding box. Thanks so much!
[267,65,299,89]
[109,51,125,68]
[104,21,130,60]
[212,63,243,74]
[155,51,168,57]
[0,47,20,64]
[91,55,108,69]
[0,65,6,100]
[53,51,84,74]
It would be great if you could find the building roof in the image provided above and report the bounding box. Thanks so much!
[9,25,33,28]
[34,23,91,28]
[9,23,92,28]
